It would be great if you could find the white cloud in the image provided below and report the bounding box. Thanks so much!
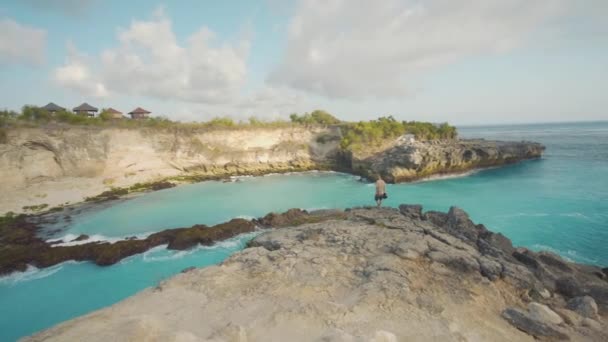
[53,8,249,104]
[53,42,107,97]
[0,18,46,66]
[269,0,568,99]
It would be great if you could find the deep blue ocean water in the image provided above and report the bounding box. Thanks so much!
[1,121,607,341]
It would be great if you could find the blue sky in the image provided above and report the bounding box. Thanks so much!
[0,0,607,125]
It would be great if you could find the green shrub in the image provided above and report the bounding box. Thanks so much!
[290,110,341,125]
[340,116,457,151]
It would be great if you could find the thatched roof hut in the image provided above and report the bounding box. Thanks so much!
[105,108,124,119]
[41,102,65,113]
[73,103,98,117]
[128,107,151,119]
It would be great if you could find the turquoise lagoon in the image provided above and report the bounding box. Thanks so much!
[1,121,607,341]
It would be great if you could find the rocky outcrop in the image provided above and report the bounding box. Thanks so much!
[0,209,346,275]
[350,139,545,182]
[24,206,606,341]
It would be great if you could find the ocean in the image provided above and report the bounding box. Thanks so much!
[1,121,606,341]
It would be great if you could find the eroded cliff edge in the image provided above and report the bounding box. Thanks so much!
[0,126,543,213]
[25,206,607,341]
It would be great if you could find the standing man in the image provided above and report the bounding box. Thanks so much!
[374,175,387,207]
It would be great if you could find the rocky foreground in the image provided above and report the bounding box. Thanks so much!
[26,206,606,341]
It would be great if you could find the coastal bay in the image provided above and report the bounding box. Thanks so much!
[0,122,606,340]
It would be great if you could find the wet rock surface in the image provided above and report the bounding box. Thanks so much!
[24,205,606,341]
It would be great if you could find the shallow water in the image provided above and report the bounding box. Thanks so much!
[1,121,607,341]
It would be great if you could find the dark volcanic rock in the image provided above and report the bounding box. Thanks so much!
[0,208,347,275]
[255,209,309,228]
[72,234,89,242]
[501,308,570,340]
[167,219,255,250]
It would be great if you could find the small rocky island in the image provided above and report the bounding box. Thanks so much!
[24,206,607,341]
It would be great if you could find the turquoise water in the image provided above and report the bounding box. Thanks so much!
[1,121,607,341]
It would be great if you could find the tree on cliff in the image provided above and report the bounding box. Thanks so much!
[290,110,341,125]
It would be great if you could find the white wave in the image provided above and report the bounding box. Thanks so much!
[565,250,599,265]
[529,244,600,265]
[530,244,574,262]
[141,231,262,263]
[559,212,594,221]
[47,232,155,247]
[304,207,329,212]
[413,169,481,183]
[235,215,256,220]
[0,261,80,285]
[496,213,550,218]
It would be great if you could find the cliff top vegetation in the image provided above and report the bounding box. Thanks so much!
[0,106,457,148]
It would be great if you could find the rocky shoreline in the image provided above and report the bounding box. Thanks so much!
[22,205,606,341]
[0,207,346,275]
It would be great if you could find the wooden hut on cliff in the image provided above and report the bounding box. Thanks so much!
[104,108,124,119]
[128,107,151,119]
[73,103,98,117]
[41,102,65,114]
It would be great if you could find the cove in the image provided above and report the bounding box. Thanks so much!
[1,121,607,341]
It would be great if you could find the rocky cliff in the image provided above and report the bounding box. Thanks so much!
[25,206,607,341]
[348,139,545,183]
[0,126,543,213]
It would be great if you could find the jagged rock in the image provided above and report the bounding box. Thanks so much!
[567,296,599,319]
[479,257,503,281]
[181,266,196,273]
[255,208,310,228]
[501,308,569,340]
[556,277,581,298]
[352,139,545,183]
[538,252,573,273]
[398,204,422,220]
[71,234,89,242]
[527,302,564,325]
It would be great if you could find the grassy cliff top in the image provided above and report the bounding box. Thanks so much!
[0,107,457,149]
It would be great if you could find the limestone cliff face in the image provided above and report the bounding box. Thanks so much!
[0,126,341,212]
[349,139,545,182]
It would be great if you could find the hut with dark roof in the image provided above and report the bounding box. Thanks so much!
[73,103,98,117]
[41,102,65,114]
[128,107,151,119]
[104,108,124,119]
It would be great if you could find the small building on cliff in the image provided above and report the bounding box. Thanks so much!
[73,103,98,117]
[41,102,65,114]
[128,107,151,119]
[104,108,124,119]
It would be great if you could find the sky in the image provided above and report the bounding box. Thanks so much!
[0,0,607,125]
